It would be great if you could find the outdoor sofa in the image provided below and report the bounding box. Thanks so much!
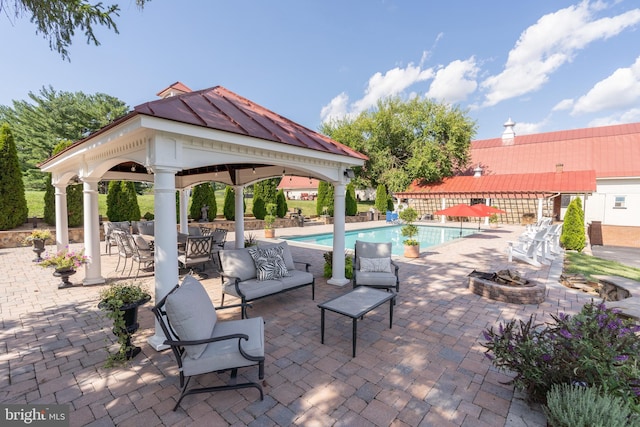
[217,241,314,318]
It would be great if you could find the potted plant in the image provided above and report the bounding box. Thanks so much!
[38,247,90,288]
[489,212,499,228]
[322,251,353,279]
[400,207,420,258]
[264,203,277,238]
[98,282,151,366]
[24,229,52,262]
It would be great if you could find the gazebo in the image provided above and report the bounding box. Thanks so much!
[39,83,367,349]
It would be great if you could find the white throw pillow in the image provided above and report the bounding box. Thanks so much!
[165,275,217,360]
[359,257,392,273]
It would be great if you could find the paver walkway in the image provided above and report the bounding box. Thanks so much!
[0,222,594,426]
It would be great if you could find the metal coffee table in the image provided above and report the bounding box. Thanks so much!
[318,286,395,357]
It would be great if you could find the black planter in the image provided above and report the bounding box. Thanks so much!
[100,295,152,360]
[32,239,46,262]
[53,267,76,289]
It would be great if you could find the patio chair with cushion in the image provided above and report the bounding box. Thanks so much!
[104,221,130,255]
[352,240,400,293]
[152,275,265,411]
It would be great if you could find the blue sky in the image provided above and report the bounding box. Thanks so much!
[1,0,639,140]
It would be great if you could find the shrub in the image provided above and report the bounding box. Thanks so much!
[482,301,640,407]
[67,183,84,227]
[276,189,287,218]
[142,212,154,221]
[400,207,419,245]
[0,123,28,229]
[190,183,216,221]
[223,186,235,220]
[346,182,358,216]
[543,384,638,427]
[561,197,586,251]
[375,184,387,213]
[252,196,267,220]
[322,251,353,279]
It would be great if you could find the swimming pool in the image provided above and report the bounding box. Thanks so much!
[284,225,477,256]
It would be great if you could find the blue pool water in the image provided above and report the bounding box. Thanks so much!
[284,225,476,256]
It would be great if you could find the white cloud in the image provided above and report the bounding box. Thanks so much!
[480,1,640,107]
[513,119,548,135]
[552,98,574,111]
[350,63,434,113]
[320,59,434,123]
[572,56,640,115]
[425,57,479,103]
[320,92,350,123]
[588,108,640,126]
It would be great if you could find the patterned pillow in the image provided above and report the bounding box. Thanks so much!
[359,257,392,273]
[248,246,289,280]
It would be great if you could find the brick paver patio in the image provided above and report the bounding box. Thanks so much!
[0,222,593,426]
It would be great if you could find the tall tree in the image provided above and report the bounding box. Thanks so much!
[190,183,216,221]
[560,197,586,252]
[346,182,357,216]
[320,96,477,192]
[223,186,235,221]
[0,86,128,190]
[0,0,149,60]
[0,124,28,229]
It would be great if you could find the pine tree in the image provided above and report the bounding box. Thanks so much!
[252,196,266,220]
[276,189,287,218]
[0,123,28,229]
[223,186,235,220]
[316,181,328,216]
[106,180,124,221]
[560,197,586,251]
[67,184,84,227]
[121,181,141,222]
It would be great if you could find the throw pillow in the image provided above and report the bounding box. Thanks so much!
[249,246,289,280]
[165,275,217,360]
[359,257,392,273]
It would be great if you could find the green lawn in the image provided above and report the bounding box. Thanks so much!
[25,191,376,220]
[564,251,640,281]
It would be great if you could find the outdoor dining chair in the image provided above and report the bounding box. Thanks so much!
[353,240,400,293]
[178,235,213,278]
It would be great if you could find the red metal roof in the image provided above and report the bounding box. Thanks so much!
[471,122,640,178]
[135,86,368,161]
[396,170,596,198]
[156,81,192,97]
[277,176,320,190]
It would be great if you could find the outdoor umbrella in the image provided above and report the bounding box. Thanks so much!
[470,204,507,229]
[434,203,490,235]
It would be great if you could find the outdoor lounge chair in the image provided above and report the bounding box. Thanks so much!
[507,228,549,267]
[152,275,264,411]
[352,240,400,292]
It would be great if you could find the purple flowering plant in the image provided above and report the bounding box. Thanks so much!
[482,300,640,409]
[39,247,90,270]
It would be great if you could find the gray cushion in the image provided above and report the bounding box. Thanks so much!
[219,248,257,281]
[355,271,397,287]
[134,234,150,251]
[181,317,264,377]
[280,270,314,290]
[223,279,283,300]
[165,276,217,360]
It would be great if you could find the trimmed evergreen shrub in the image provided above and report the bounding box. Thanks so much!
[121,181,141,222]
[316,181,329,216]
[560,197,586,251]
[0,123,28,229]
[67,184,84,227]
[189,183,217,221]
[223,186,235,220]
[276,189,287,218]
[375,184,388,213]
[252,196,266,220]
[543,384,638,427]
[346,182,357,216]
[43,177,55,225]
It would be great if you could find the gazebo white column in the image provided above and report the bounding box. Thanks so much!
[440,198,446,224]
[484,197,491,226]
[82,178,105,285]
[234,185,245,248]
[328,181,348,286]
[148,166,181,350]
[54,184,69,250]
[178,188,189,234]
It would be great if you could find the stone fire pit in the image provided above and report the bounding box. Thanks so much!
[467,270,546,304]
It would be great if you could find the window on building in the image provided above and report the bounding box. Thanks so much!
[470,198,484,206]
[614,196,626,208]
[561,195,572,208]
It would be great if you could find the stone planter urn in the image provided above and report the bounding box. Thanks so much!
[53,267,76,289]
[32,238,46,262]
